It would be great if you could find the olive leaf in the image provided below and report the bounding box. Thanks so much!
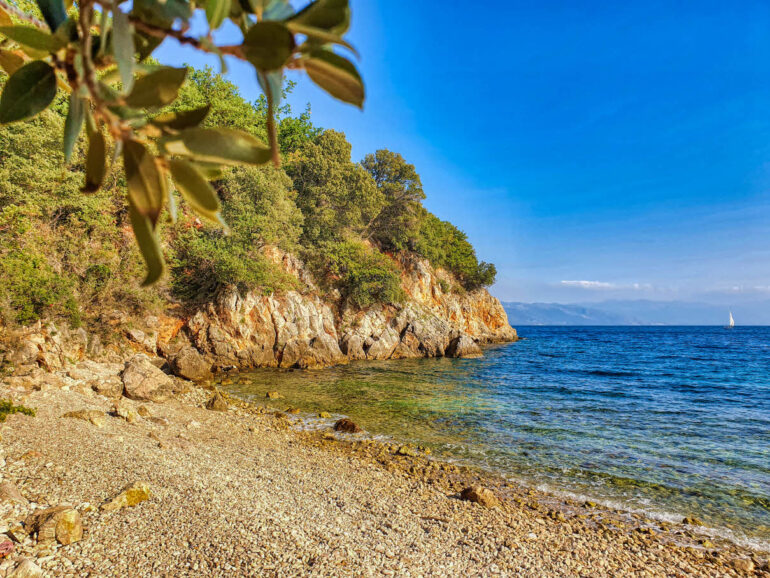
[128,200,166,286]
[35,0,67,32]
[242,21,295,71]
[168,158,225,225]
[123,139,167,225]
[125,66,187,108]
[0,26,67,53]
[302,48,363,108]
[0,49,25,75]
[0,60,57,124]
[151,105,211,130]
[0,6,11,27]
[160,128,272,165]
[289,0,349,35]
[206,0,231,30]
[83,113,107,192]
[287,22,356,55]
[111,7,135,93]
[63,93,85,163]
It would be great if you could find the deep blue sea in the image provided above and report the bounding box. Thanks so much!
[224,326,770,549]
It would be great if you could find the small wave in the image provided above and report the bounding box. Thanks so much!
[586,369,637,377]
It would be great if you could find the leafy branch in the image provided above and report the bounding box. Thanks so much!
[0,0,364,285]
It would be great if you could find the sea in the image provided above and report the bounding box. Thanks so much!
[222,326,770,550]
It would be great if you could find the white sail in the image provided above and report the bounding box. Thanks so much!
[728,311,735,328]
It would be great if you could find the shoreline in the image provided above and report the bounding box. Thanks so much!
[0,371,767,576]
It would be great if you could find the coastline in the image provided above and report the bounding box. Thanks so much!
[0,375,766,576]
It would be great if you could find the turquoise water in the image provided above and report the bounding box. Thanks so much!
[222,326,770,549]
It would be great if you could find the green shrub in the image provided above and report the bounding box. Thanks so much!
[309,241,404,308]
[0,400,35,422]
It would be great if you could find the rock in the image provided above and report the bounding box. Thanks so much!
[24,506,83,545]
[62,409,107,428]
[122,354,175,402]
[446,335,483,358]
[266,391,283,399]
[90,375,124,398]
[8,342,39,367]
[731,558,755,573]
[101,481,152,511]
[0,538,14,559]
[333,418,362,433]
[205,391,228,412]
[286,407,301,415]
[8,559,43,578]
[460,486,500,508]
[113,404,140,424]
[168,347,212,381]
[395,445,419,457]
[318,411,332,419]
[137,406,151,418]
[0,482,27,505]
[6,523,27,543]
[682,516,703,526]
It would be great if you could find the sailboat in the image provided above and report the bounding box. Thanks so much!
[726,311,735,329]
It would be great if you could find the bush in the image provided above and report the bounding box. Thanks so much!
[309,241,404,308]
[0,400,35,422]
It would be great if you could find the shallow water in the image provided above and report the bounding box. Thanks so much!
[222,326,770,549]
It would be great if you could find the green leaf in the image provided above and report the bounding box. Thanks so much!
[288,22,356,55]
[63,93,84,163]
[0,49,25,75]
[124,66,187,108]
[168,159,224,225]
[123,139,167,225]
[151,105,210,130]
[303,48,363,108]
[132,0,191,29]
[264,0,293,20]
[206,0,231,30]
[0,60,57,124]
[190,161,224,180]
[160,128,272,166]
[128,200,165,286]
[289,0,349,35]
[0,6,12,27]
[83,114,107,192]
[112,7,135,93]
[0,26,67,53]
[35,0,67,32]
[242,21,294,71]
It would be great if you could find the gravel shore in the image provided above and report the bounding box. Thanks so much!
[0,381,767,577]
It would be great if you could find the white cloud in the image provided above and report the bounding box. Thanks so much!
[560,280,652,291]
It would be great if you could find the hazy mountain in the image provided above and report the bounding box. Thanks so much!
[503,300,768,326]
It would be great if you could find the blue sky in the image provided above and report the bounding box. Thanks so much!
[157,1,770,304]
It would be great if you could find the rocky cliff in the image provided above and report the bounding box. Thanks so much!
[1,252,516,378]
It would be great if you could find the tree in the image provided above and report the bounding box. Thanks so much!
[361,149,425,252]
[0,0,364,285]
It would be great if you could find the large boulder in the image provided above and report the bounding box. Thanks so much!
[121,354,175,402]
[446,335,483,358]
[168,347,212,381]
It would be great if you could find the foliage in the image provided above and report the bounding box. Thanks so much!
[0,399,35,421]
[308,240,404,308]
[0,0,364,284]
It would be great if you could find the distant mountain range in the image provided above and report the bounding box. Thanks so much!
[502,300,770,326]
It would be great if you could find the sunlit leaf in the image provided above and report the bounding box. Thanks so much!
[168,158,224,225]
[242,21,294,71]
[0,60,57,124]
[151,105,210,130]
[0,48,25,75]
[112,7,135,93]
[83,114,107,192]
[0,6,11,27]
[288,0,349,35]
[128,200,165,286]
[288,22,356,55]
[0,26,67,53]
[125,66,186,108]
[256,69,283,106]
[302,48,363,108]
[35,0,67,32]
[123,139,167,224]
[63,93,84,163]
[205,0,231,30]
[160,128,272,166]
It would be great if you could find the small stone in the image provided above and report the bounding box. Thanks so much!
[24,507,83,545]
[113,404,140,424]
[266,391,283,399]
[286,407,301,415]
[682,516,703,526]
[89,375,123,399]
[205,391,228,412]
[0,538,14,559]
[101,481,151,511]
[8,559,43,578]
[731,558,755,573]
[318,411,332,419]
[395,445,419,457]
[333,418,362,433]
[6,523,27,543]
[584,501,597,508]
[62,409,106,428]
[137,406,151,418]
[460,486,500,508]
[0,482,27,505]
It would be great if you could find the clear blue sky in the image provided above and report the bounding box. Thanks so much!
[157,1,770,304]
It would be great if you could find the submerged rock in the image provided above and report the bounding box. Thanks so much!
[460,486,500,508]
[102,481,152,511]
[24,506,83,545]
[333,418,362,433]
